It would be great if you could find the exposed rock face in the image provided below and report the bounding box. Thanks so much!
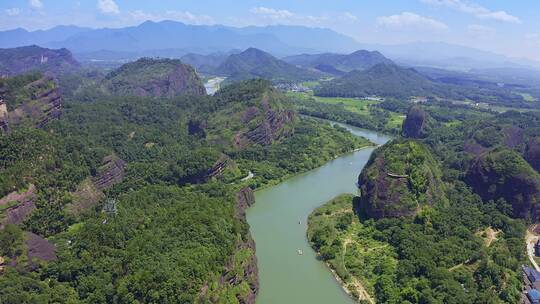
[526,138,540,173]
[25,232,56,262]
[358,140,446,219]
[206,154,236,180]
[234,94,296,148]
[103,58,206,98]
[0,45,80,76]
[0,97,8,132]
[402,106,431,139]
[92,155,126,191]
[231,187,258,304]
[199,187,258,304]
[0,185,37,228]
[465,148,540,220]
[1,76,62,131]
[235,187,256,218]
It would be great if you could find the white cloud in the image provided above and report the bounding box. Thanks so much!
[467,24,496,39]
[342,12,358,22]
[6,8,21,16]
[251,7,294,20]
[129,10,215,25]
[376,12,448,31]
[250,6,331,25]
[29,0,43,9]
[97,0,119,15]
[421,0,521,23]
[525,33,540,45]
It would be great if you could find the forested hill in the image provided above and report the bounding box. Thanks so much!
[0,75,369,303]
[0,45,80,76]
[315,63,437,98]
[101,57,207,97]
[283,50,394,74]
[215,48,322,83]
[308,105,539,303]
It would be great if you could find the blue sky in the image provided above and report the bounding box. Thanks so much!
[2,0,540,61]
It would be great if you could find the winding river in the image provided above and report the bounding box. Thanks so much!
[247,123,391,304]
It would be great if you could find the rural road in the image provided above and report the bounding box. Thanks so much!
[526,230,540,271]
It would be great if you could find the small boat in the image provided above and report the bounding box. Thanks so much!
[297,249,303,255]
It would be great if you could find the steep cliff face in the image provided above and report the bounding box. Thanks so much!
[102,58,206,98]
[198,187,258,304]
[402,106,432,139]
[0,75,62,131]
[92,155,126,191]
[0,185,37,228]
[358,140,446,219]
[526,138,540,173]
[0,45,80,76]
[465,148,540,220]
[208,81,297,149]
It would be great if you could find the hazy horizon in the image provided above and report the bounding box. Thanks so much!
[2,0,539,62]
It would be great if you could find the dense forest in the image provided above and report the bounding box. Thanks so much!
[0,71,369,303]
[308,104,540,303]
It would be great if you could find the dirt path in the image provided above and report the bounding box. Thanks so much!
[342,233,375,304]
[526,229,540,271]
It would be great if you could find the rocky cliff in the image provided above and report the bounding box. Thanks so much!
[358,140,446,219]
[92,155,126,191]
[526,138,540,173]
[102,58,206,98]
[402,106,433,139]
[198,187,258,304]
[0,45,80,76]
[0,75,62,131]
[465,148,540,220]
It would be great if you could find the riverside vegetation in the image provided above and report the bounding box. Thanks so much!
[308,105,540,303]
[0,55,369,303]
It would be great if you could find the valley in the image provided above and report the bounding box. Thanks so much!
[1,11,540,304]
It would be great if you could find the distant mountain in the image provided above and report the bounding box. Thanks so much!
[215,48,321,83]
[368,41,533,70]
[0,45,80,76]
[181,51,236,74]
[101,58,206,97]
[315,63,435,98]
[0,26,90,48]
[0,21,361,58]
[283,50,393,74]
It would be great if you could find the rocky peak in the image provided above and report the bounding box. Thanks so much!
[402,106,432,139]
[103,58,206,98]
[465,148,540,220]
[0,45,80,76]
[358,140,446,219]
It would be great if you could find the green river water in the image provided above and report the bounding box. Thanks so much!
[247,123,391,304]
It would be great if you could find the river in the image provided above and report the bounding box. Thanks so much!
[247,123,391,304]
[204,77,226,95]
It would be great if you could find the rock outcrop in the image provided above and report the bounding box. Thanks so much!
[402,106,432,139]
[358,140,446,219]
[25,232,57,263]
[199,187,258,304]
[526,138,540,173]
[102,58,206,98]
[465,148,540,220]
[0,45,80,77]
[92,155,126,191]
[0,76,62,131]
[234,94,296,148]
[0,185,37,228]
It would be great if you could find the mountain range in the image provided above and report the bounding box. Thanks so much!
[283,50,394,74]
[1,20,537,72]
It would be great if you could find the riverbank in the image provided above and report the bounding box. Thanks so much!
[247,125,391,304]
